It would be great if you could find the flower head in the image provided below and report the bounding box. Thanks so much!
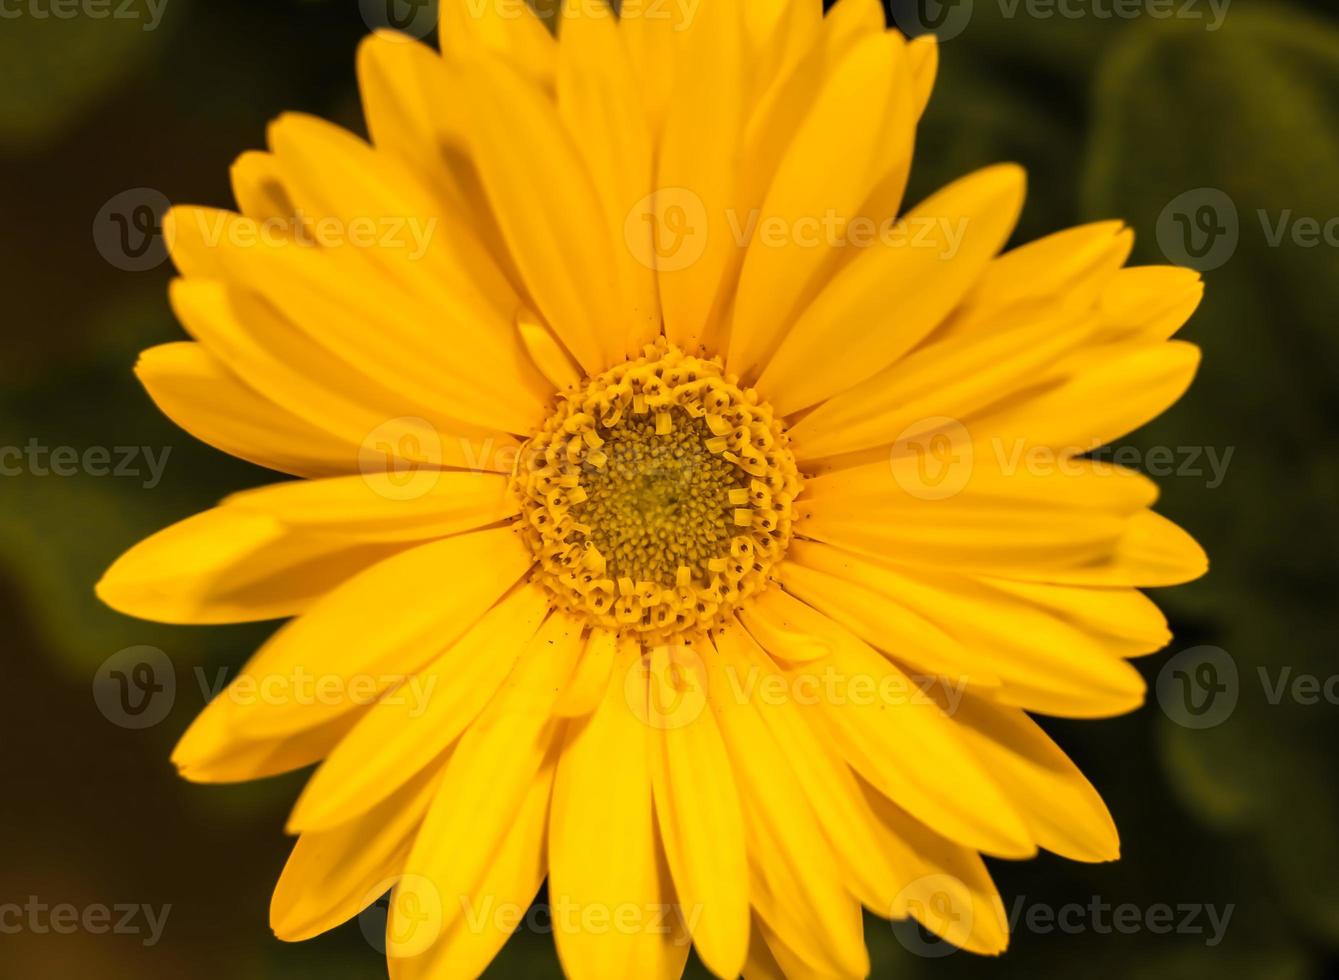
[97,0,1207,976]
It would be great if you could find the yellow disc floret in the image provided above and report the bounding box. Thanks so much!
[513,341,800,642]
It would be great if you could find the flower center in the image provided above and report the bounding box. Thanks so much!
[512,341,800,642]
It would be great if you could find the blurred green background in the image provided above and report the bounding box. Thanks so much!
[3,0,1338,976]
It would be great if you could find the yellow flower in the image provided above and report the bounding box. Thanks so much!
[97,0,1208,976]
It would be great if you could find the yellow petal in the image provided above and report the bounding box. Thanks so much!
[978,577,1171,656]
[550,640,692,980]
[937,692,1120,862]
[1097,265,1204,341]
[797,458,1154,576]
[287,584,550,832]
[390,756,555,979]
[735,588,833,663]
[1000,509,1208,588]
[950,220,1131,332]
[223,471,517,543]
[438,0,557,89]
[654,0,746,354]
[729,32,912,383]
[647,643,751,979]
[788,543,1149,718]
[907,34,939,117]
[457,55,623,373]
[97,507,405,625]
[864,786,1010,955]
[173,711,357,785]
[776,558,999,688]
[787,304,1100,461]
[553,627,622,718]
[715,619,906,916]
[707,635,869,978]
[757,164,1026,415]
[557,0,660,356]
[618,0,696,140]
[229,151,295,222]
[202,526,533,739]
[518,307,583,393]
[168,275,489,459]
[270,763,443,942]
[135,342,357,478]
[971,341,1201,453]
[396,613,583,964]
[746,595,1034,858]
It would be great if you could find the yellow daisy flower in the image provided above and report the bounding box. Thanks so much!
[97,0,1208,976]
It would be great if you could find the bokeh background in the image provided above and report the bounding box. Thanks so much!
[3,0,1338,976]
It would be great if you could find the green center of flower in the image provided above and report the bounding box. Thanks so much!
[512,341,799,642]
[575,410,744,588]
